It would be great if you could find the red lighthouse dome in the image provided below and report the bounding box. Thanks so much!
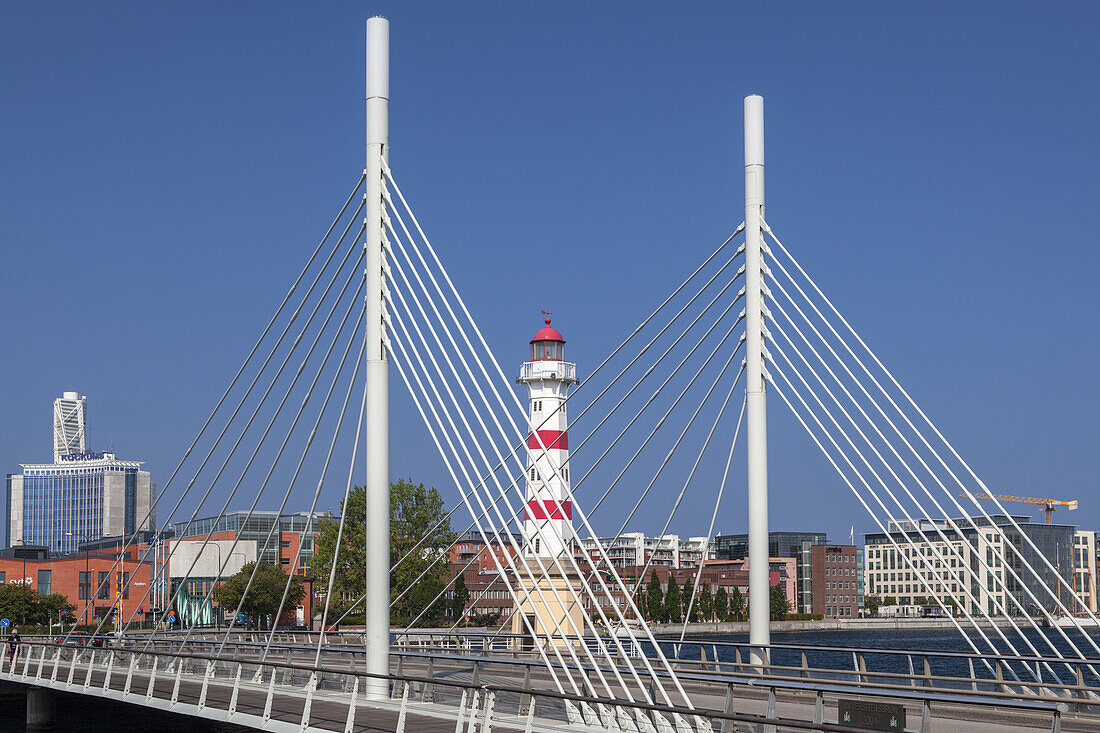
[530,316,565,361]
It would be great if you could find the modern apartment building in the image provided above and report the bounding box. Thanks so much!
[864,515,1076,616]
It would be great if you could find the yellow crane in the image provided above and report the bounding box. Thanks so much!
[959,493,1079,524]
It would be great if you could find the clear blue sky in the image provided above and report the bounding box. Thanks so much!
[3,3,1099,548]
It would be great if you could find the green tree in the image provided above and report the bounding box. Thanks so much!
[697,583,713,623]
[864,594,881,617]
[713,586,729,621]
[646,570,664,622]
[769,585,790,621]
[214,562,304,629]
[635,591,647,621]
[311,479,456,627]
[728,586,745,620]
[881,596,898,607]
[0,586,75,629]
[665,577,682,623]
[451,573,469,624]
[681,580,694,622]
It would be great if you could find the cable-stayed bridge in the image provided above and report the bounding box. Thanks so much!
[5,16,1100,733]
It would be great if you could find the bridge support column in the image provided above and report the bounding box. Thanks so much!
[26,686,56,731]
[744,94,770,666]
[364,15,391,702]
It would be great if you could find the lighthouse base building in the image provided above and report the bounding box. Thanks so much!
[509,316,589,649]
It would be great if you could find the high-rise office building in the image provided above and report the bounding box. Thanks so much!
[6,392,155,553]
[53,391,87,463]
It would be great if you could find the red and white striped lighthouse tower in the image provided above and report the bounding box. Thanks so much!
[518,314,579,560]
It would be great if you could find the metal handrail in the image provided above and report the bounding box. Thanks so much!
[0,638,931,733]
[78,635,1098,716]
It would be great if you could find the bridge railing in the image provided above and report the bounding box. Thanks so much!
[25,632,1093,730]
[0,637,982,733]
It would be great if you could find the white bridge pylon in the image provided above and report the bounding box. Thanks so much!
[64,16,1100,712]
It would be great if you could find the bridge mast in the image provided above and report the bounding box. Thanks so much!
[364,15,390,700]
[744,94,770,662]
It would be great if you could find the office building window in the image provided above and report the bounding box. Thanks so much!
[98,571,111,599]
[79,571,90,600]
[37,570,51,595]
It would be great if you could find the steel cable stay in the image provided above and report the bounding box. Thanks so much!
[164,272,368,655]
[765,309,1056,683]
[442,322,747,642]
[382,248,643,704]
[328,251,747,631]
[763,223,1100,662]
[681,395,746,643]
[381,200,692,706]
[363,185,744,591]
[386,297,749,640]
[314,328,368,664]
[381,240,626,695]
[552,334,748,628]
[763,222,1100,648]
[383,324,583,699]
[384,324,628,707]
[117,214,368,641]
[382,185,702,709]
[765,362,1010,681]
[764,271,1084,673]
[62,184,366,645]
[246,306,368,661]
[128,243,368,651]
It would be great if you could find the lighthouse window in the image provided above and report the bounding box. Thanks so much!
[534,342,562,361]
[534,538,541,554]
[530,467,536,481]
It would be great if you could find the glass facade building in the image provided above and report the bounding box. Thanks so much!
[7,453,155,554]
[173,511,320,567]
[715,531,828,614]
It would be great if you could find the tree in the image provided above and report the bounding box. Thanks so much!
[713,586,729,621]
[214,562,303,629]
[646,570,664,622]
[311,478,456,627]
[0,585,75,629]
[728,587,745,620]
[635,592,647,621]
[451,573,470,624]
[664,577,682,623]
[697,583,713,623]
[681,580,694,622]
[881,596,898,607]
[864,594,881,617]
[769,585,790,621]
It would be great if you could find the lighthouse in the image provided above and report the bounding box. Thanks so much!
[517,315,579,559]
[512,314,585,647]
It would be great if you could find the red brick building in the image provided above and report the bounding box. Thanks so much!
[811,544,859,618]
[0,544,157,626]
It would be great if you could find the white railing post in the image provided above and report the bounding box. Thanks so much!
[343,677,359,733]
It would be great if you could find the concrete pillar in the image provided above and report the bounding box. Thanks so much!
[26,687,57,731]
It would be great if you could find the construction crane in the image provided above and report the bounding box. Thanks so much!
[959,492,1079,524]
